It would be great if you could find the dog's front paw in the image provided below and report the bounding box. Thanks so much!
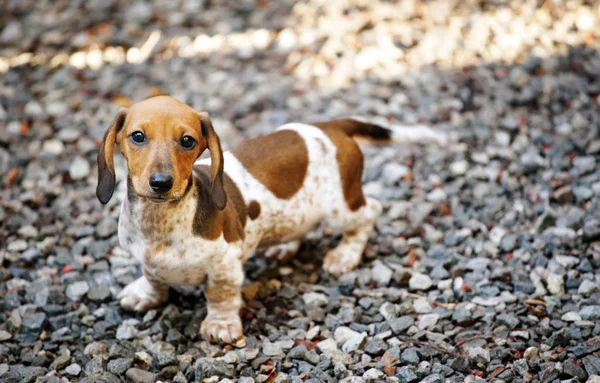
[201,313,245,347]
[117,276,169,312]
[323,247,361,277]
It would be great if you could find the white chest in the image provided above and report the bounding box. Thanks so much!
[118,201,229,286]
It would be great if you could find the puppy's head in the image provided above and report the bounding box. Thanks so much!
[96,96,226,208]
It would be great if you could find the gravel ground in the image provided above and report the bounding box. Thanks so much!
[2,1,600,382]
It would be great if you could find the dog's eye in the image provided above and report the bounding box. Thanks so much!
[180,135,196,149]
[130,131,146,144]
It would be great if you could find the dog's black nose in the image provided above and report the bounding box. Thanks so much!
[149,174,173,193]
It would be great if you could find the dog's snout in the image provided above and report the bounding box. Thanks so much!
[149,173,174,193]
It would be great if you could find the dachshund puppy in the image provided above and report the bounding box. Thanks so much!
[97,95,444,346]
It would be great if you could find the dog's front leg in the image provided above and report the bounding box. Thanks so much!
[200,256,245,347]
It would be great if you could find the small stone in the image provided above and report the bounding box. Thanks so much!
[173,371,188,383]
[302,292,328,306]
[88,285,111,301]
[0,21,23,43]
[418,314,440,330]
[382,163,410,184]
[500,234,517,252]
[262,343,282,356]
[96,218,118,238]
[523,347,538,360]
[66,281,89,301]
[306,326,320,340]
[563,358,587,380]
[69,157,91,180]
[574,186,593,202]
[0,330,12,341]
[341,333,367,353]
[468,347,490,363]
[85,356,106,375]
[497,313,520,329]
[580,306,600,320]
[583,356,600,376]
[42,139,65,155]
[397,366,418,382]
[427,188,447,202]
[126,368,157,383]
[194,358,234,379]
[578,279,598,295]
[450,356,471,373]
[8,240,28,252]
[450,160,468,175]
[401,347,420,365]
[409,273,433,291]
[50,355,71,371]
[513,359,528,376]
[116,319,139,340]
[413,299,432,314]
[562,312,581,322]
[509,66,530,87]
[546,327,571,347]
[364,338,387,356]
[107,358,132,375]
[22,312,46,332]
[389,316,414,334]
[363,368,385,380]
[547,273,564,296]
[372,263,393,286]
[317,338,337,353]
[155,351,177,368]
[65,363,82,376]
[84,342,109,357]
[135,351,152,367]
[334,326,361,344]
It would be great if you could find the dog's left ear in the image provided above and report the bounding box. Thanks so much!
[97,108,127,204]
[198,112,227,210]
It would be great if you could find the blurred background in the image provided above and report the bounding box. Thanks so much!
[2,0,600,215]
[2,1,600,381]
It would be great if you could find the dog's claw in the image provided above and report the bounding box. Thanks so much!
[200,314,244,346]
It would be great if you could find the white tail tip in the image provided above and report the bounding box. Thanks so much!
[388,124,448,145]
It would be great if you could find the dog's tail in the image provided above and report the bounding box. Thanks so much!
[312,119,447,145]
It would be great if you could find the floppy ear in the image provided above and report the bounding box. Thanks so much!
[96,108,127,204]
[198,112,226,210]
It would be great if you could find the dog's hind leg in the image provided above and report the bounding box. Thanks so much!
[264,240,302,263]
[322,197,382,276]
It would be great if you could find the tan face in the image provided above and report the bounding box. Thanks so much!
[117,97,206,201]
[97,96,226,208]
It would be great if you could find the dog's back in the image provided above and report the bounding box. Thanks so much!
[195,120,389,273]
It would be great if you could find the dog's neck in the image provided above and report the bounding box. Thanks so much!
[125,176,197,230]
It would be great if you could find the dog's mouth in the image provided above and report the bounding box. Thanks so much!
[136,194,179,203]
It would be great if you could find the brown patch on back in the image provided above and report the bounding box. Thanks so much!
[232,130,308,199]
[193,165,247,242]
[313,122,367,211]
[247,200,261,220]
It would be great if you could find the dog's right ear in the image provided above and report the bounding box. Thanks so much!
[96,108,127,204]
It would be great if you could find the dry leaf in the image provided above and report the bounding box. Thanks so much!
[20,121,29,136]
[6,167,19,187]
[383,349,399,376]
[264,369,278,383]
